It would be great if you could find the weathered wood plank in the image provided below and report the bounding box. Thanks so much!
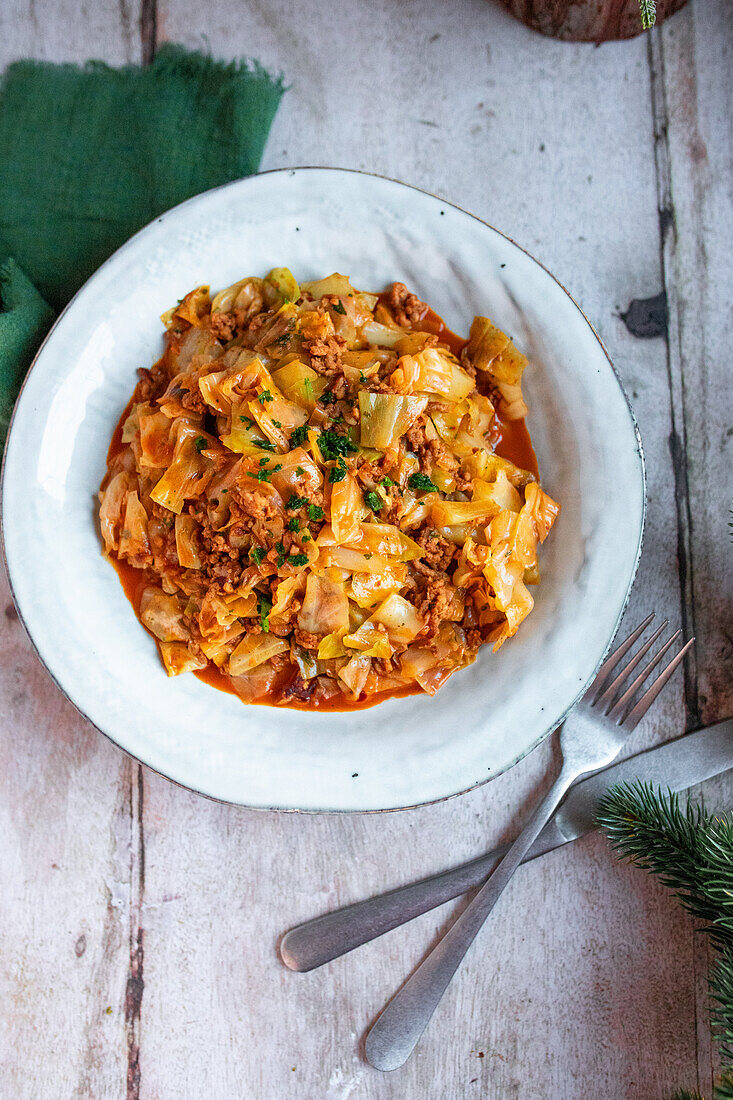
[0,12,145,1099]
[0,568,131,1098]
[654,1,733,1091]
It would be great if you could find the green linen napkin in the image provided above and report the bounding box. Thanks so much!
[0,45,284,443]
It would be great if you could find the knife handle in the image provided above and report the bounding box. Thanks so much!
[279,843,511,972]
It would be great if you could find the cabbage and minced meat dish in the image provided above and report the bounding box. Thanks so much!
[99,270,559,708]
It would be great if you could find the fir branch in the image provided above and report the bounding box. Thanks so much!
[639,0,657,30]
[597,782,733,950]
[598,782,733,1094]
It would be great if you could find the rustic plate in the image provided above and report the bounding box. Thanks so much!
[1,168,645,812]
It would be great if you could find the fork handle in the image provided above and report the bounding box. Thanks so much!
[280,843,513,972]
[364,760,580,1071]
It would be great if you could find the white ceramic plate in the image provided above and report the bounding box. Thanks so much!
[1,168,644,812]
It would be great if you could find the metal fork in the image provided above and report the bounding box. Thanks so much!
[356,616,693,1070]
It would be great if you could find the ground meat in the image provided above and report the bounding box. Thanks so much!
[135,360,169,403]
[294,628,320,651]
[210,312,237,342]
[412,572,456,642]
[304,333,346,375]
[180,386,206,414]
[282,675,318,702]
[386,282,428,328]
[417,529,456,571]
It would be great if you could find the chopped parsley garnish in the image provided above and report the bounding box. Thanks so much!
[286,494,309,511]
[301,533,311,542]
[239,415,255,427]
[307,503,324,522]
[289,425,309,447]
[250,546,266,565]
[257,593,272,632]
[257,389,273,404]
[259,456,270,466]
[289,553,309,567]
[380,476,395,488]
[329,457,347,483]
[408,472,439,493]
[276,542,286,567]
[194,436,207,452]
[331,299,347,316]
[248,463,282,483]
[359,371,367,385]
[320,391,337,406]
[258,440,276,452]
[318,428,357,461]
[364,491,382,513]
[287,517,300,532]
[295,465,306,476]
[272,419,282,428]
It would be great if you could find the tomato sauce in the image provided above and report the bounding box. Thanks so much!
[104,301,539,710]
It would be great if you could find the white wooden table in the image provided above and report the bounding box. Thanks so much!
[1,1,731,1096]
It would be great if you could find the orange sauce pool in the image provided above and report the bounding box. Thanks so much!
[105,301,539,709]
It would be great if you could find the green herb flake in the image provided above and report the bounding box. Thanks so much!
[259,456,270,467]
[364,491,382,513]
[239,415,255,427]
[249,462,283,484]
[194,436,207,452]
[289,553,309,567]
[318,429,358,461]
[287,517,300,532]
[276,542,286,567]
[301,533,311,542]
[331,299,347,316]
[286,494,309,511]
[329,457,348,484]
[250,546,266,565]
[380,476,395,489]
[289,425,309,448]
[272,418,282,428]
[408,472,439,493]
[359,371,368,385]
[258,389,273,405]
[257,593,272,632]
[295,465,306,476]
[320,391,337,406]
[258,440,276,452]
[307,503,325,522]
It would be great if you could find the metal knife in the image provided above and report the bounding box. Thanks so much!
[280,717,733,972]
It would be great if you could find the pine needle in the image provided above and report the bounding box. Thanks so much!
[639,0,657,29]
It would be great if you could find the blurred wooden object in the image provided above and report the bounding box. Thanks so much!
[499,0,687,41]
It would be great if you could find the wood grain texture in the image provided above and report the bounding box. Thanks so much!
[0,0,143,65]
[1,0,731,1096]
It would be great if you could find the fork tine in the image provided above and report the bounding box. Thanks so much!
[595,620,669,710]
[621,637,695,731]
[606,629,681,720]
[589,613,655,702]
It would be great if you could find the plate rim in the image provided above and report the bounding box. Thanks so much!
[0,165,646,814]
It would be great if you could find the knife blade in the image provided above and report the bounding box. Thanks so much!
[280,718,733,971]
